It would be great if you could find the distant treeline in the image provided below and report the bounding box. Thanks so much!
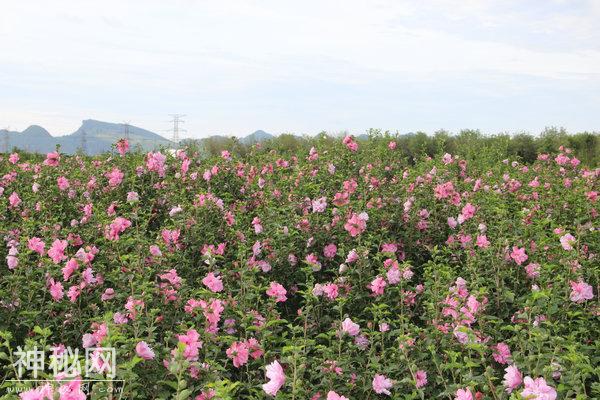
[184,127,600,166]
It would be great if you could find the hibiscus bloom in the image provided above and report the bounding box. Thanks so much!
[372,374,393,395]
[135,341,155,360]
[262,360,285,396]
[569,280,594,303]
[521,376,557,400]
[341,318,360,336]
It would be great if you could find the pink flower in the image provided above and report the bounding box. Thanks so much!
[341,318,360,336]
[116,138,129,156]
[454,388,473,400]
[105,217,132,241]
[327,391,349,400]
[312,197,327,213]
[57,176,70,191]
[372,374,393,395]
[226,341,249,368]
[262,360,285,396]
[8,192,21,208]
[62,258,79,281]
[136,341,155,360]
[48,239,68,264]
[461,203,476,220]
[415,370,427,388]
[44,151,60,166]
[49,280,64,301]
[369,276,387,296]
[101,288,115,301]
[492,342,512,364]
[252,216,263,234]
[177,329,202,361]
[323,243,337,258]
[105,168,124,187]
[344,212,367,237]
[559,233,576,251]
[146,151,167,177]
[28,237,45,255]
[525,263,540,278]
[345,249,359,263]
[569,280,594,303]
[510,246,528,265]
[476,235,490,249]
[322,283,339,300]
[521,376,557,400]
[266,282,287,302]
[202,272,224,293]
[502,365,522,393]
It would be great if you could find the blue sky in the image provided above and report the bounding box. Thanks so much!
[1,0,599,138]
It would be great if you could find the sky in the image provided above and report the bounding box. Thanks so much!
[1,0,599,139]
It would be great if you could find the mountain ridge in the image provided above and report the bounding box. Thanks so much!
[1,121,275,155]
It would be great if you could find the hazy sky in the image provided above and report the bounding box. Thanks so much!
[1,0,599,138]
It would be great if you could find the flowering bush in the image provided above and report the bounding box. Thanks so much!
[0,138,598,399]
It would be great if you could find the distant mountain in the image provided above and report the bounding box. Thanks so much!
[0,122,275,155]
[241,130,274,144]
[1,120,173,155]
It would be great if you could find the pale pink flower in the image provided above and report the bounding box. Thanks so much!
[28,237,45,255]
[262,360,285,396]
[369,276,387,296]
[569,280,594,303]
[8,192,21,208]
[521,376,557,400]
[202,272,224,293]
[502,365,522,393]
[559,233,576,251]
[492,342,512,364]
[454,388,473,400]
[372,374,393,395]
[136,341,155,360]
[525,263,540,278]
[327,391,349,400]
[415,370,427,388]
[341,318,360,336]
[312,197,327,213]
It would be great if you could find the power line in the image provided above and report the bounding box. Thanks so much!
[168,114,186,144]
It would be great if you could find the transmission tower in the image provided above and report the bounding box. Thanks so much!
[2,127,9,154]
[168,114,186,143]
[123,122,131,141]
[80,129,88,154]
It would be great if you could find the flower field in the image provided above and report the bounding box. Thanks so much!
[0,136,598,400]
